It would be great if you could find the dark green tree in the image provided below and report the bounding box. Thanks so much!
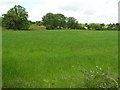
[66,17,78,29]
[42,13,66,30]
[36,21,43,26]
[88,23,103,30]
[115,23,120,30]
[107,23,114,30]
[0,17,2,26]
[100,23,105,30]
[78,23,87,30]
[55,14,66,29]
[42,13,56,29]
[2,5,30,30]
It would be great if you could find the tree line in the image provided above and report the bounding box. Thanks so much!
[1,5,120,30]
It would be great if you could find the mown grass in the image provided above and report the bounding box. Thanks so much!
[2,30,118,88]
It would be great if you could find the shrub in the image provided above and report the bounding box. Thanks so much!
[80,66,118,88]
[29,24,46,30]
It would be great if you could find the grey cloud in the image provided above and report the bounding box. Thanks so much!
[83,10,96,15]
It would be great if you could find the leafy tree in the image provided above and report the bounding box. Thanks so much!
[42,13,56,29]
[78,23,87,30]
[99,23,105,30]
[66,17,78,29]
[29,20,35,24]
[2,5,30,30]
[36,21,43,26]
[42,13,66,30]
[0,17,2,26]
[88,23,103,30]
[85,23,90,30]
[115,23,120,30]
[107,24,114,30]
[55,14,66,29]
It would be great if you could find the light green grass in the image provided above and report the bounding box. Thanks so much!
[2,30,118,88]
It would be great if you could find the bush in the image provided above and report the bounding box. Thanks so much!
[29,24,46,30]
[80,66,118,88]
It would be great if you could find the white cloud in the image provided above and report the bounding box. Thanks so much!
[0,0,119,23]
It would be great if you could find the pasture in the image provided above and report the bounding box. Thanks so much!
[2,30,118,88]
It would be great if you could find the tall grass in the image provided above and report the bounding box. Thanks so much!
[2,30,118,88]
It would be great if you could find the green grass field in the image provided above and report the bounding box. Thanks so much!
[2,30,118,88]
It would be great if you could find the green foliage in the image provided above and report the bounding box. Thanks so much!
[1,4,120,31]
[54,14,66,29]
[81,66,118,88]
[66,17,79,29]
[36,21,43,26]
[88,23,101,30]
[115,23,120,30]
[29,24,46,30]
[82,23,119,30]
[107,24,115,30]
[77,23,87,30]
[42,13,79,30]
[2,5,119,31]
[0,17,2,26]
[42,13,56,29]
[42,13,67,30]
[2,5,30,30]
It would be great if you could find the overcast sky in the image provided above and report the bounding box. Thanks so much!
[0,0,119,23]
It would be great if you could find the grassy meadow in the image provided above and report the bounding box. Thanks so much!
[2,30,118,88]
